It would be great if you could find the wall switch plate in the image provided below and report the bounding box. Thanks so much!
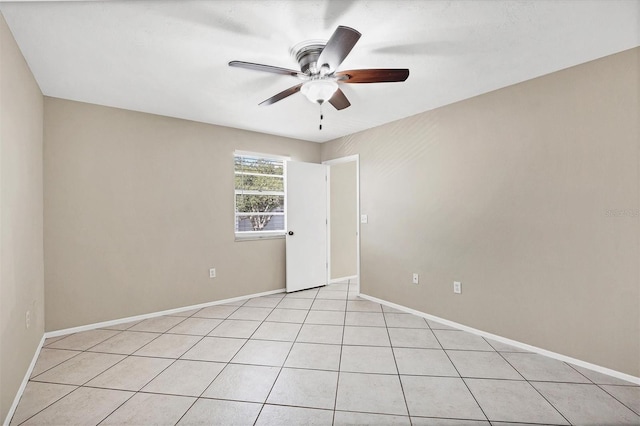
[26,310,31,329]
[361,214,368,224]
[209,268,216,278]
[453,281,461,294]
[412,273,419,284]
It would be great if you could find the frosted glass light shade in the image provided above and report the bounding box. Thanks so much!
[301,80,338,104]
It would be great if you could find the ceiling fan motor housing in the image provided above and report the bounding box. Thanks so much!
[292,41,326,75]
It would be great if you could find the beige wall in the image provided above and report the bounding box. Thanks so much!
[0,13,44,422]
[44,98,320,331]
[322,48,640,377]
[329,160,357,280]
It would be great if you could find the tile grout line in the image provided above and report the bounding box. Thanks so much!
[142,302,254,426]
[564,362,640,417]
[181,295,285,426]
[30,368,596,388]
[16,327,138,425]
[479,336,529,384]
[131,298,272,423]
[24,302,242,425]
[432,329,491,423]
[484,336,574,426]
[93,308,231,426]
[253,286,324,426]
[13,386,78,426]
[383,306,414,424]
[330,285,350,425]
[27,348,84,381]
[100,299,266,423]
[593,383,640,417]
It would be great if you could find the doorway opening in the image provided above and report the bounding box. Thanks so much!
[324,155,360,293]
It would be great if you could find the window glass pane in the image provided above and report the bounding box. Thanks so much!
[236,194,284,214]
[235,174,283,192]
[235,156,283,176]
[236,214,285,232]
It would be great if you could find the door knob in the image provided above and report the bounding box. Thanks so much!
[288,231,294,236]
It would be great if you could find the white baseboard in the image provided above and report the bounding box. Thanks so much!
[359,293,640,386]
[3,288,286,426]
[4,335,46,426]
[45,288,285,338]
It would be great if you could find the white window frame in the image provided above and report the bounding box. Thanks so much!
[234,150,290,241]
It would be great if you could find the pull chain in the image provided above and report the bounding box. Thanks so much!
[319,103,324,131]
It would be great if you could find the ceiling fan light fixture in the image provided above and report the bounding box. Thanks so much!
[301,80,338,104]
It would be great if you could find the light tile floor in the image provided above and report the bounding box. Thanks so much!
[10,282,640,425]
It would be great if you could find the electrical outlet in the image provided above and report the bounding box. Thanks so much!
[209,268,216,278]
[412,273,419,284]
[360,214,368,224]
[453,281,461,294]
[25,310,31,329]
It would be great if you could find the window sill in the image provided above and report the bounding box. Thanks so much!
[235,233,286,242]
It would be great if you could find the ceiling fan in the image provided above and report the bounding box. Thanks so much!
[229,25,410,112]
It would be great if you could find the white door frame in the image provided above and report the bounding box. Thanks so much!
[323,155,360,292]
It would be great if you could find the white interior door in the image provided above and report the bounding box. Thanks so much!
[286,161,328,292]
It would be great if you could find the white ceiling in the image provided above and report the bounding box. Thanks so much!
[1,1,638,143]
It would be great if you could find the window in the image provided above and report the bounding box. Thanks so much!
[234,152,288,239]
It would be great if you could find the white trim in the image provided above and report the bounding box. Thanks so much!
[234,171,284,179]
[329,275,358,284]
[326,166,330,287]
[323,154,359,165]
[283,160,289,237]
[4,335,46,426]
[236,212,284,216]
[359,293,640,386]
[323,155,360,294]
[45,288,285,338]
[234,233,285,242]
[235,190,284,197]
[355,157,360,294]
[234,150,291,161]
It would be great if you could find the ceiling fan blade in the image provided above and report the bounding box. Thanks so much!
[328,88,351,110]
[337,68,410,83]
[229,60,301,77]
[259,83,303,106]
[317,26,361,72]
